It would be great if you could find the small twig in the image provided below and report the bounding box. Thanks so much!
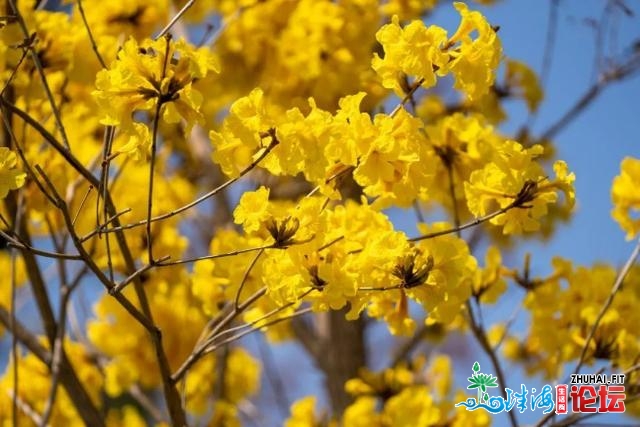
[156,244,273,267]
[6,0,72,150]
[0,45,28,97]
[129,384,168,424]
[147,102,164,265]
[0,228,84,260]
[572,237,640,376]
[172,287,268,383]
[213,289,316,343]
[6,391,44,426]
[413,201,425,224]
[76,0,107,69]
[540,0,560,87]
[234,248,265,309]
[9,189,23,427]
[111,255,170,294]
[96,138,279,235]
[71,185,94,227]
[203,308,313,354]
[155,0,196,39]
[304,165,354,199]
[410,204,516,242]
[390,78,425,117]
[539,52,640,141]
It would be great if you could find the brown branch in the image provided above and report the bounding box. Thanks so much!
[410,203,517,242]
[33,166,188,426]
[76,0,107,69]
[156,244,273,267]
[539,52,640,141]
[155,0,196,39]
[6,0,72,149]
[172,287,267,383]
[0,306,105,426]
[234,248,265,309]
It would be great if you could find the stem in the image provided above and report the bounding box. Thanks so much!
[572,238,640,376]
[147,103,163,264]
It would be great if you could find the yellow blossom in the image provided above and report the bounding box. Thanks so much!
[93,36,219,129]
[506,59,543,112]
[372,16,449,96]
[611,156,640,240]
[464,141,575,234]
[0,148,27,199]
[448,2,503,100]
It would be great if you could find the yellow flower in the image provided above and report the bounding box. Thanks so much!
[224,347,261,403]
[611,156,640,240]
[353,107,434,207]
[473,246,508,303]
[506,59,543,112]
[372,16,449,96]
[380,0,438,20]
[0,339,103,426]
[0,148,27,199]
[383,386,442,426]
[93,36,219,129]
[464,141,575,234]
[411,223,476,323]
[372,3,502,100]
[285,396,323,427]
[343,397,382,427]
[210,88,276,177]
[116,122,151,161]
[233,186,272,234]
[448,2,503,100]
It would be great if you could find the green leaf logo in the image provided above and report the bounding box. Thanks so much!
[466,362,499,404]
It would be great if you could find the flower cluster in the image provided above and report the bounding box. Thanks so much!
[0,148,27,199]
[612,156,640,240]
[373,2,502,100]
[93,36,219,158]
[285,355,491,426]
[502,260,640,381]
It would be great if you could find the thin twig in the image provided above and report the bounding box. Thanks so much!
[147,102,164,264]
[76,0,107,68]
[203,308,313,354]
[96,138,280,235]
[172,287,268,383]
[390,78,425,117]
[0,228,83,260]
[6,0,72,149]
[9,188,22,427]
[156,244,273,267]
[234,248,265,309]
[155,0,197,39]
[572,238,640,376]
[539,52,640,141]
[410,204,516,242]
[111,255,170,294]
